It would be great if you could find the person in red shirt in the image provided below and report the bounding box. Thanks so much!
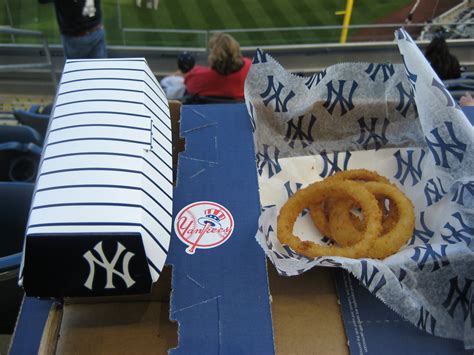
[184,33,251,100]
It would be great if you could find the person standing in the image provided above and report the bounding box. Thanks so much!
[39,0,107,59]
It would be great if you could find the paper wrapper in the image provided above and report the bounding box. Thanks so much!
[244,28,474,348]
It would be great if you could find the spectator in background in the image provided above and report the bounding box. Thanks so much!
[39,0,107,59]
[424,36,461,80]
[160,52,196,100]
[459,92,474,107]
[184,33,251,100]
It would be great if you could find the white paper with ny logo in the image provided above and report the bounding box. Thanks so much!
[19,58,172,297]
[244,29,473,349]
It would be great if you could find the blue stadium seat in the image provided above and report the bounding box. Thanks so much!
[13,109,50,139]
[0,182,34,333]
[0,125,43,146]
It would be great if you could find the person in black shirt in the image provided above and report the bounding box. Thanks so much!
[424,36,461,80]
[39,0,107,59]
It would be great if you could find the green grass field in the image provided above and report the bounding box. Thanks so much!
[1,0,411,46]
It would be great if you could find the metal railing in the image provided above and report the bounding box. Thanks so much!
[0,26,57,90]
[121,21,474,48]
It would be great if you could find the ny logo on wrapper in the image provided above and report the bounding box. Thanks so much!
[252,48,268,64]
[424,177,447,206]
[431,78,460,109]
[394,149,425,186]
[365,63,395,82]
[395,82,418,118]
[319,151,351,178]
[401,55,417,90]
[441,212,473,246]
[409,211,434,245]
[305,70,326,90]
[425,121,467,169]
[451,181,474,206]
[285,114,316,148]
[83,241,135,290]
[411,244,449,272]
[256,144,281,178]
[359,260,386,294]
[417,307,436,334]
[356,117,389,150]
[323,80,358,116]
[442,276,473,321]
[260,75,295,113]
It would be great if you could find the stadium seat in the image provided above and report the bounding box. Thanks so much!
[0,142,42,183]
[0,125,43,146]
[0,182,34,333]
[13,109,50,139]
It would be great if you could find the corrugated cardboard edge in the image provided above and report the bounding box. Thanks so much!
[38,303,62,355]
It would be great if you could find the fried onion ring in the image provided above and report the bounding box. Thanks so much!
[328,196,399,247]
[308,169,391,236]
[277,180,382,259]
[363,182,415,259]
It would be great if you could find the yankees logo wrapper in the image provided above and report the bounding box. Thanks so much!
[244,28,473,348]
[19,58,173,298]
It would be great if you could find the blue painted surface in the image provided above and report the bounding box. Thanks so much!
[167,104,274,354]
[9,298,55,355]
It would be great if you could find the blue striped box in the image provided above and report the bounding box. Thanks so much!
[19,59,173,298]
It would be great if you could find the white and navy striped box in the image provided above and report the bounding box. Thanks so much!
[19,59,173,298]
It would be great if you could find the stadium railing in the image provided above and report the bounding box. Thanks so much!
[0,26,57,90]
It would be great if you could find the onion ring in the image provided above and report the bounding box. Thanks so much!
[363,181,415,259]
[277,180,382,259]
[308,169,390,236]
[328,196,399,247]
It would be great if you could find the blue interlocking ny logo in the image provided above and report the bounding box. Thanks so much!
[323,80,358,116]
[411,244,449,272]
[356,117,389,150]
[424,177,447,206]
[256,144,282,178]
[262,224,274,249]
[317,258,343,267]
[285,114,316,148]
[451,181,474,206]
[247,102,256,132]
[417,307,436,334]
[442,276,473,321]
[425,121,467,169]
[252,48,268,64]
[260,75,295,113]
[365,63,395,82]
[394,149,425,186]
[398,267,407,283]
[319,151,351,178]
[305,69,327,90]
[409,211,434,245]
[431,78,460,110]
[441,212,473,246]
[359,260,386,294]
[401,55,417,90]
[284,181,303,198]
[395,82,418,118]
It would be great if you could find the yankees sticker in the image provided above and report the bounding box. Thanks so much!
[174,201,234,254]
